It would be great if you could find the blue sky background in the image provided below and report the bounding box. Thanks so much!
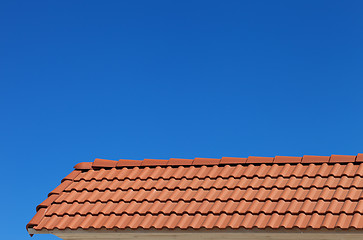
[1,1,363,239]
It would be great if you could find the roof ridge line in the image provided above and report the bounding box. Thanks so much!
[74,154,363,170]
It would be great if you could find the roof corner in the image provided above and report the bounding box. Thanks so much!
[74,162,93,170]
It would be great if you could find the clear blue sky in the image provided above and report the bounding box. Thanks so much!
[1,1,362,239]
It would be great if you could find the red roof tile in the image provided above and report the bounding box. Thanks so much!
[116,159,142,167]
[93,158,117,168]
[193,158,220,166]
[357,154,363,162]
[330,155,356,163]
[247,156,274,164]
[73,162,92,170]
[167,158,193,166]
[28,154,363,233]
[141,159,168,166]
[220,157,247,165]
[274,156,301,164]
[302,155,330,163]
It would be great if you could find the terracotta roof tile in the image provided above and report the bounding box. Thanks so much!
[116,159,142,167]
[28,154,363,233]
[302,155,330,164]
[35,194,58,212]
[356,154,363,162]
[142,159,168,166]
[220,157,247,165]
[247,156,274,164]
[330,155,357,163]
[167,158,193,166]
[274,156,302,164]
[74,162,92,170]
[61,170,82,183]
[193,158,220,165]
[93,159,117,168]
[27,208,47,231]
[48,180,73,197]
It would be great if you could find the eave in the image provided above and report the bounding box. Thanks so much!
[28,228,363,240]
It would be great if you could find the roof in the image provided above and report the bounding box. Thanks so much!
[27,154,363,233]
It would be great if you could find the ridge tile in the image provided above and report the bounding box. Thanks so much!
[274,156,301,164]
[330,155,356,163]
[247,156,274,164]
[93,158,117,168]
[142,159,168,166]
[192,158,220,165]
[302,155,330,164]
[220,157,247,165]
[167,158,193,166]
[74,162,92,170]
[116,159,142,167]
[356,154,363,162]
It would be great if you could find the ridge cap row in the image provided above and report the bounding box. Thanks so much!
[74,154,363,170]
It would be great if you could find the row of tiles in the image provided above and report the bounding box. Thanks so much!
[54,187,363,203]
[84,155,363,169]
[66,175,363,192]
[34,212,362,230]
[46,199,363,216]
[73,163,363,182]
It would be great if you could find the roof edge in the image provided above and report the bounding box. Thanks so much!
[28,227,363,236]
[76,154,363,169]
[27,170,82,235]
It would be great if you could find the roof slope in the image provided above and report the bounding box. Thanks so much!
[27,154,363,232]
